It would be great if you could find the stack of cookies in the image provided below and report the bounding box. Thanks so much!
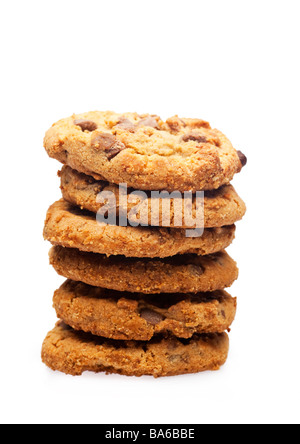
[42,112,246,377]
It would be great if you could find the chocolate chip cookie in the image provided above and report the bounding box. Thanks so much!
[49,247,238,294]
[44,111,246,192]
[42,321,229,376]
[59,166,246,228]
[53,280,237,341]
[43,200,236,258]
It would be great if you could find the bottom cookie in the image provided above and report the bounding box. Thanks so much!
[42,322,229,377]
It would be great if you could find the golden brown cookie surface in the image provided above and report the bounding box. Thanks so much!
[44,111,244,192]
[49,247,239,294]
[42,321,229,377]
[53,280,237,341]
[59,166,246,229]
[43,200,236,258]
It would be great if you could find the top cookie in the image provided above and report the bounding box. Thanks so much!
[44,111,245,192]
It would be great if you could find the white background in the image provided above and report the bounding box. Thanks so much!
[1,0,299,425]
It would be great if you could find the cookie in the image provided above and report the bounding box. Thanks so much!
[53,280,237,341]
[42,321,229,377]
[49,247,239,294]
[44,111,246,192]
[59,166,246,228]
[43,200,236,258]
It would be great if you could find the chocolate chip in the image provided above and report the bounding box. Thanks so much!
[189,264,204,277]
[182,133,208,143]
[137,116,160,129]
[106,142,127,160]
[116,118,136,132]
[91,133,127,160]
[140,308,164,325]
[92,133,116,150]
[74,119,98,132]
[237,150,247,167]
